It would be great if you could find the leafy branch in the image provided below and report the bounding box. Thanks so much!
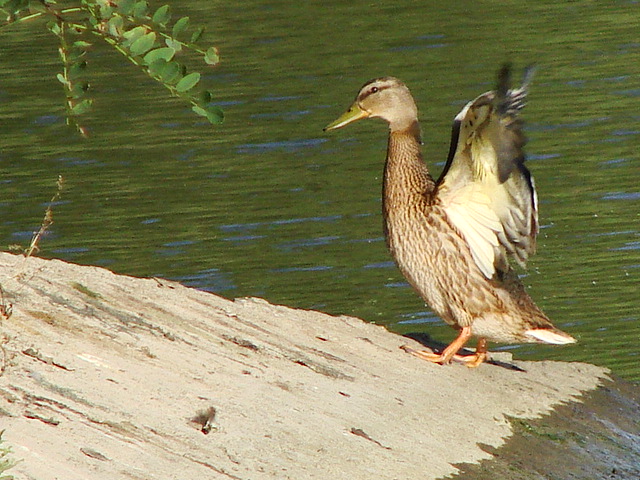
[0,0,223,137]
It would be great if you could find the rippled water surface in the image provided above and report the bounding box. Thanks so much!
[1,1,638,379]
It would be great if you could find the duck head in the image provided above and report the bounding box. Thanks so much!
[324,77,418,132]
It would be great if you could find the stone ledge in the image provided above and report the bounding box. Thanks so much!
[0,252,633,480]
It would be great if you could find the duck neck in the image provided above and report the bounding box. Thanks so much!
[383,121,436,210]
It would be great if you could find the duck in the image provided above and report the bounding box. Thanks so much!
[324,65,575,367]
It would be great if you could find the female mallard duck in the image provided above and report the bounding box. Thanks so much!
[324,65,575,367]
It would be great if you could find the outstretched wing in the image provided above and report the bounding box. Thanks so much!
[436,65,538,279]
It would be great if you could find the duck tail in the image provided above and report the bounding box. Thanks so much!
[524,327,576,345]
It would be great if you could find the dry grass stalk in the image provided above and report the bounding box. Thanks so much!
[25,175,65,258]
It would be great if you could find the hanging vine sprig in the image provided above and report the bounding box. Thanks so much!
[0,0,224,136]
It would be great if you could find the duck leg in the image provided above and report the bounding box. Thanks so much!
[459,337,487,368]
[401,327,488,368]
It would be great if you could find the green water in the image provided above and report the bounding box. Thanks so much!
[0,1,638,379]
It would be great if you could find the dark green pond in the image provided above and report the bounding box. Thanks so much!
[1,0,638,379]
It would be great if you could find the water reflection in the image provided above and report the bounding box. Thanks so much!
[175,268,236,293]
[237,138,327,154]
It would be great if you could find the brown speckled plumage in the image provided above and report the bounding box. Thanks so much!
[325,66,575,367]
[384,121,555,341]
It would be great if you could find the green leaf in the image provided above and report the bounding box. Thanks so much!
[164,37,183,53]
[146,58,168,77]
[47,21,61,36]
[107,15,124,37]
[152,4,170,26]
[172,16,189,38]
[56,73,68,86]
[71,81,90,96]
[117,0,135,16]
[69,60,87,77]
[129,32,156,56]
[158,60,182,84]
[205,106,224,124]
[71,98,93,116]
[132,0,149,19]
[192,105,207,116]
[73,40,92,49]
[192,104,224,124]
[121,25,147,47]
[28,0,47,15]
[99,3,114,19]
[190,25,205,43]
[204,46,219,65]
[143,47,175,65]
[67,48,87,63]
[175,72,200,93]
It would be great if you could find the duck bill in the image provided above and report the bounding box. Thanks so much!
[324,103,369,131]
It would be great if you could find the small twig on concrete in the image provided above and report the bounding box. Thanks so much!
[350,427,392,450]
[80,447,109,461]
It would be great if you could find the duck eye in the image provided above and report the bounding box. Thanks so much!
[370,86,379,94]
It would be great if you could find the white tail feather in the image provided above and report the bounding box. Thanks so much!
[525,329,576,345]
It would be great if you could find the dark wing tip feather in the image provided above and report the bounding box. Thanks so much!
[496,63,513,103]
[437,118,462,184]
[438,64,537,187]
[496,63,537,117]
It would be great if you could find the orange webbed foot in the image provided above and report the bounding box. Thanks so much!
[401,329,489,368]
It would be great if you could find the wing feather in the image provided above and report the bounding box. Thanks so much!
[436,65,538,279]
[443,184,501,278]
